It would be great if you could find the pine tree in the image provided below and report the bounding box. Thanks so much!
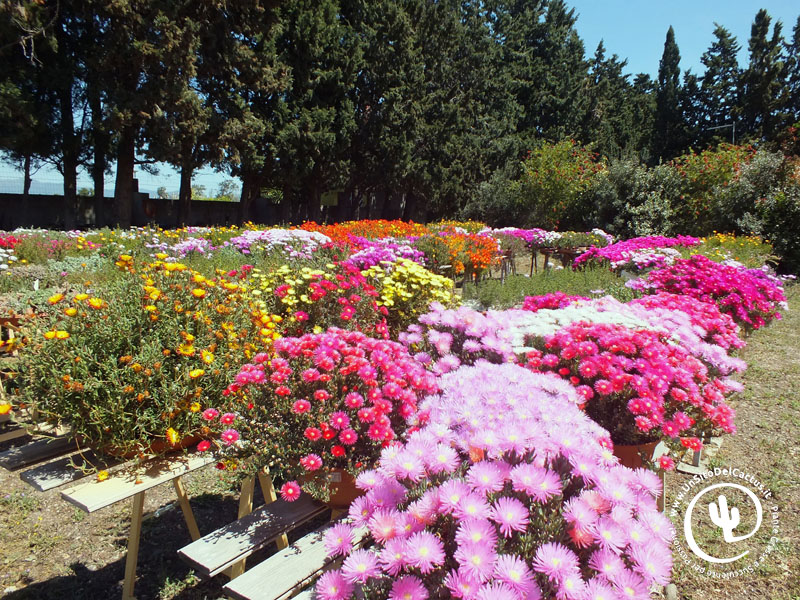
[784,15,800,124]
[653,26,684,161]
[627,73,657,161]
[737,9,787,141]
[681,70,702,150]
[698,24,740,146]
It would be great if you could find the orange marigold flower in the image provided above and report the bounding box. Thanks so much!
[189,368,205,379]
[191,288,206,299]
[55,330,70,340]
[131,363,143,373]
[48,293,65,305]
[123,385,135,393]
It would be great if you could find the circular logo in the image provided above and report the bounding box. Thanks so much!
[669,465,780,578]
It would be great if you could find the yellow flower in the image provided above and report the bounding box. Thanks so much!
[44,330,56,340]
[155,252,168,260]
[144,305,157,312]
[87,298,105,309]
[96,470,109,482]
[119,254,133,261]
[0,403,11,415]
[177,343,195,356]
[193,274,206,283]
[189,368,205,379]
[189,402,201,413]
[55,330,70,340]
[48,293,65,305]
[166,428,180,445]
[201,350,214,364]
[191,288,206,299]
[65,307,78,317]
[74,293,89,301]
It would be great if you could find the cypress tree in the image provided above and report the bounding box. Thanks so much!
[698,24,740,146]
[653,26,683,161]
[784,15,800,124]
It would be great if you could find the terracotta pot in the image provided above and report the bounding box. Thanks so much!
[612,440,660,469]
[302,468,364,510]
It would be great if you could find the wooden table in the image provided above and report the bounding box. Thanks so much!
[0,435,215,600]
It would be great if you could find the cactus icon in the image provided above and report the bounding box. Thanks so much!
[709,494,740,543]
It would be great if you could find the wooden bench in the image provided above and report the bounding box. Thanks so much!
[222,522,368,600]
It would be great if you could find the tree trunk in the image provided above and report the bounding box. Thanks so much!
[114,126,136,227]
[22,155,31,198]
[402,191,417,221]
[58,81,78,230]
[89,90,107,228]
[279,181,292,224]
[178,163,193,226]
[307,180,322,224]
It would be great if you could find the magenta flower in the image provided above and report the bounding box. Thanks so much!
[329,411,350,430]
[454,541,497,582]
[299,453,323,471]
[368,509,401,544]
[315,570,353,600]
[490,497,529,537]
[467,462,506,495]
[475,582,519,600]
[494,554,535,595]
[455,518,498,547]
[630,543,671,586]
[455,493,492,521]
[532,542,579,581]
[279,481,301,502]
[510,464,562,502]
[404,531,445,574]
[389,575,429,600]
[201,408,219,421]
[443,569,482,599]
[379,537,407,576]
[220,429,239,446]
[341,549,380,584]
[324,523,355,557]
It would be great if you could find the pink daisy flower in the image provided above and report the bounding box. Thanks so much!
[344,392,364,409]
[324,523,355,557]
[379,537,407,576]
[510,464,562,502]
[490,497,529,537]
[299,453,323,471]
[315,570,353,600]
[348,496,373,527]
[630,543,671,586]
[467,462,506,495]
[455,518,498,547]
[438,480,471,514]
[341,549,380,584]
[591,516,627,551]
[201,408,219,421]
[475,582,519,600]
[339,428,358,445]
[292,399,311,414]
[427,444,460,474]
[404,531,446,574]
[368,509,401,544]
[582,578,617,600]
[494,554,535,595]
[455,493,492,521]
[612,569,650,600]
[389,575,429,600]
[454,541,497,582]
[588,548,626,583]
[279,481,301,502]
[443,569,482,599]
[220,429,239,445]
[329,411,350,430]
[532,542,579,582]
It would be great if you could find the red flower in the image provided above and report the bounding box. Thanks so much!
[331,445,346,457]
[304,427,322,441]
[197,440,211,452]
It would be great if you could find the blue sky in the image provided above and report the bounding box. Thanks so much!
[568,1,799,78]
[3,1,798,198]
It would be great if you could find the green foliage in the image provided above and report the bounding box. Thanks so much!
[511,139,605,229]
[463,270,635,310]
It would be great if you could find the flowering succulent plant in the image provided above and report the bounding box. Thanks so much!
[574,235,701,271]
[316,362,673,600]
[212,328,437,501]
[525,320,737,453]
[628,255,787,331]
[522,292,590,313]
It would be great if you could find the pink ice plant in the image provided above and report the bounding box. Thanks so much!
[573,235,701,271]
[216,328,437,501]
[318,362,673,600]
[628,254,787,331]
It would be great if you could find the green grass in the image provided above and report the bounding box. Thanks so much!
[463,268,636,309]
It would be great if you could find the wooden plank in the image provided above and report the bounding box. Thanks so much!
[122,491,145,600]
[0,435,73,471]
[60,452,215,513]
[172,477,201,541]
[228,477,256,578]
[223,524,367,600]
[258,469,289,550]
[0,412,10,424]
[179,494,327,578]
[0,425,28,444]
[20,450,122,492]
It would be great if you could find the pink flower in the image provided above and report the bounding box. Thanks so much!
[341,549,380,583]
[220,429,239,446]
[300,453,323,471]
[292,399,311,414]
[196,440,211,452]
[454,541,497,582]
[368,509,400,543]
[658,455,676,471]
[339,429,358,445]
[329,411,350,430]
[324,523,355,556]
[379,538,407,575]
[389,575,429,600]
[304,427,322,441]
[279,481,301,502]
[532,542,579,581]
[315,570,353,600]
[404,531,445,574]
[490,497,529,537]
[201,408,219,421]
[493,554,535,596]
[344,392,364,408]
[220,412,236,425]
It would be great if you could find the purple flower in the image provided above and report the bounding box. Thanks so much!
[324,523,355,557]
[341,549,380,584]
[510,464,562,502]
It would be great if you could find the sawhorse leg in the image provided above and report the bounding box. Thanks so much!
[122,490,145,600]
[227,476,256,579]
[257,469,288,550]
[172,477,201,541]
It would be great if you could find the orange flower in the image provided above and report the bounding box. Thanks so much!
[119,355,133,364]
[191,288,206,299]
[201,350,214,364]
[123,385,135,393]
[176,343,195,356]
[131,363,143,373]
[189,402,201,413]
[48,293,64,305]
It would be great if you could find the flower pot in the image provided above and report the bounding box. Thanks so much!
[302,468,364,510]
[612,440,660,469]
